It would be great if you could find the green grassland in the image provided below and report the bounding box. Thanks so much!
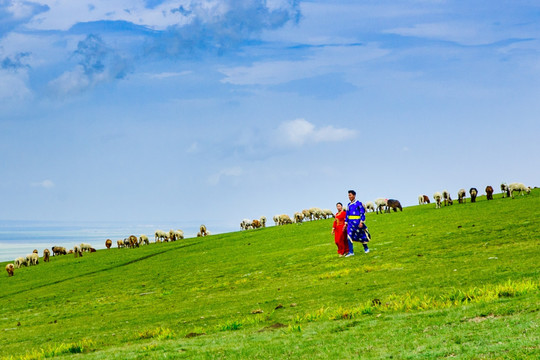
[1,190,539,359]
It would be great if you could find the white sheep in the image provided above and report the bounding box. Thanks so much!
[260,216,266,228]
[309,207,323,220]
[293,212,304,223]
[433,192,442,209]
[302,209,311,221]
[418,195,424,205]
[200,224,208,236]
[73,245,83,258]
[139,235,150,245]
[14,257,26,268]
[441,190,453,206]
[458,189,466,204]
[240,219,251,230]
[80,243,92,252]
[500,183,510,198]
[508,182,531,198]
[323,209,334,218]
[365,201,375,212]
[155,230,168,242]
[6,263,14,277]
[273,215,280,226]
[279,214,293,225]
[26,253,39,266]
[375,198,387,214]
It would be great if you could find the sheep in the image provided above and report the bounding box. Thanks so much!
[43,249,50,262]
[508,183,531,198]
[302,209,311,221]
[485,185,494,200]
[51,246,67,256]
[500,183,510,198]
[196,231,202,237]
[117,240,124,248]
[310,207,324,220]
[418,195,424,205]
[469,188,478,203]
[155,230,168,242]
[273,215,280,226]
[458,189,466,204]
[385,199,403,212]
[26,253,39,266]
[433,192,442,209]
[140,235,150,245]
[80,243,92,252]
[240,219,252,230]
[260,216,266,228]
[14,257,26,268]
[33,249,38,254]
[293,212,304,223]
[375,198,387,214]
[123,238,131,247]
[442,190,453,206]
[105,239,112,249]
[323,209,334,218]
[6,263,14,277]
[73,245,83,258]
[365,201,375,212]
[279,214,293,225]
[128,235,139,247]
[252,219,262,229]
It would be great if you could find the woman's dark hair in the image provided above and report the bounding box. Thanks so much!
[348,190,356,196]
[336,202,343,207]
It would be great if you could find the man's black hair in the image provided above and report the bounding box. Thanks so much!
[348,190,356,196]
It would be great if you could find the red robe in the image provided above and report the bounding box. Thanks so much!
[333,210,349,255]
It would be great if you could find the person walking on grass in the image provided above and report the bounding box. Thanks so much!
[344,190,371,257]
[332,202,348,257]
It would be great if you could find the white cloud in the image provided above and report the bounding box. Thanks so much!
[276,118,356,147]
[0,70,32,101]
[146,71,192,79]
[31,180,55,188]
[207,166,243,185]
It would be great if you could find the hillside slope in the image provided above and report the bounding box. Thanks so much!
[1,191,539,359]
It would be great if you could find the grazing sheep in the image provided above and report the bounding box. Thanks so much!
[294,212,304,223]
[123,238,131,247]
[442,190,453,206]
[105,239,112,249]
[508,183,531,198]
[301,209,311,221]
[485,186,494,200]
[458,189,466,204]
[252,219,262,229]
[365,201,375,212]
[418,195,424,205]
[323,209,334,218]
[375,198,387,214]
[51,246,67,256]
[139,235,150,245]
[310,207,324,220]
[73,245,83,258]
[385,199,403,212]
[128,235,138,247]
[6,263,14,277]
[260,216,266,228]
[500,183,510,198]
[80,243,92,252]
[43,249,50,262]
[273,215,280,226]
[241,219,252,230]
[469,188,478,203]
[155,230,168,242]
[433,192,442,209]
[14,257,26,268]
[279,214,293,225]
[26,253,39,265]
[200,225,208,236]
[117,240,124,249]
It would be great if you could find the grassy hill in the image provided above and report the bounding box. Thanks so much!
[1,191,539,359]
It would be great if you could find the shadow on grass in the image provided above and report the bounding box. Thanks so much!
[0,241,203,299]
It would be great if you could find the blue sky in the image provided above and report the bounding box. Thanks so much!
[1,0,539,231]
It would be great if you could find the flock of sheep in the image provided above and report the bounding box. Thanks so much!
[5,225,211,278]
[240,208,336,231]
[424,182,531,209]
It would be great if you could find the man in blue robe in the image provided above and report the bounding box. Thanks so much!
[345,190,370,257]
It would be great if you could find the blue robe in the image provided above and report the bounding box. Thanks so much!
[346,200,370,243]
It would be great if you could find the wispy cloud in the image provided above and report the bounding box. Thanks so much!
[0,68,31,100]
[31,179,55,188]
[276,118,356,147]
[207,166,243,185]
[47,34,131,96]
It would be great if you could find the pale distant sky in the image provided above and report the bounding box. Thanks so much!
[1,1,539,229]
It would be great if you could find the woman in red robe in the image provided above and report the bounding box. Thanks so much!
[332,202,349,256]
